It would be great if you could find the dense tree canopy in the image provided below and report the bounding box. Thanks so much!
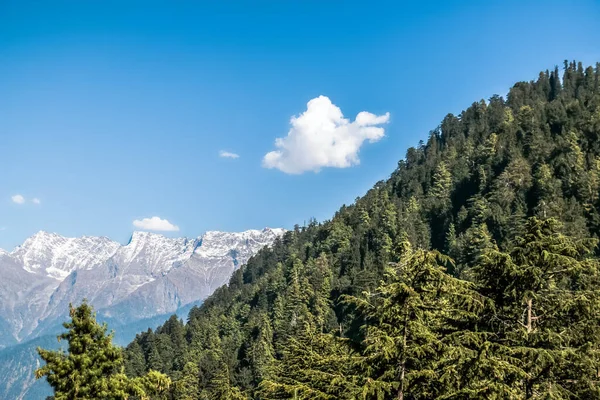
[109,60,600,399]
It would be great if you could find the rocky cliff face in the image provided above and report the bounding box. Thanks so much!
[0,228,285,348]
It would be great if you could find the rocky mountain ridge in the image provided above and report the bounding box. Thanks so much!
[0,227,285,348]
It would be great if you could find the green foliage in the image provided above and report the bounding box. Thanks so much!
[172,362,200,400]
[345,242,492,399]
[259,320,361,400]
[473,218,600,398]
[36,301,171,400]
[121,61,600,399]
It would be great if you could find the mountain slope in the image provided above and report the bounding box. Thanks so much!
[0,336,58,400]
[0,227,283,346]
[0,227,284,399]
[123,61,600,398]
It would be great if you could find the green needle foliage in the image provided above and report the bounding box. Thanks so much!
[474,217,600,398]
[344,241,489,399]
[36,301,171,400]
[259,319,362,399]
[110,61,600,399]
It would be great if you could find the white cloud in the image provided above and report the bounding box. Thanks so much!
[219,150,240,159]
[262,95,390,174]
[32,198,41,205]
[11,194,25,204]
[133,216,180,232]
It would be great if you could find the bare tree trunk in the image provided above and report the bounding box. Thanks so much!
[526,298,533,334]
[525,298,533,398]
[398,344,406,399]
[398,316,408,400]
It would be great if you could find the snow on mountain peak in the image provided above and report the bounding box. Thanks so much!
[11,231,120,279]
[194,228,284,258]
[118,231,197,275]
[0,226,285,357]
[5,228,285,281]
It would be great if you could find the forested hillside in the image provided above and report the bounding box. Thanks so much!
[120,61,600,399]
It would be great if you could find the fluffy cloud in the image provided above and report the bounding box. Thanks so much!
[219,150,240,159]
[11,194,25,204]
[32,198,41,205]
[262,95,390,174]
[132,216,180,232]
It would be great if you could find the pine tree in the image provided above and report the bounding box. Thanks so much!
[430,161,453,205]
[344,240,486,400]
[131,370,172,400]
[125,341,147,377]
[456,222,495,278]
[203,359,248,400]
[248,312,275,384]
[307,253,334,332]
[258,319,361,400]
[474,217,600,398]
[35,301,170,400]
[158,315,187,371]
[172,362,200,400]
[282,256,311,335]
[146,334,165,373]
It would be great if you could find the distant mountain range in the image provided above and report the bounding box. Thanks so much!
[0,227,284,399]
[0,227,284,348]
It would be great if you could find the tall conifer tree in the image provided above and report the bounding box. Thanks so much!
[36,301,170,400]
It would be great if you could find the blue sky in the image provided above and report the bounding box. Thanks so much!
[1,0,599,249]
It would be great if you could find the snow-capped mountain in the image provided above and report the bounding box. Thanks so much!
[12,231,121,279]
[0,228,285,348]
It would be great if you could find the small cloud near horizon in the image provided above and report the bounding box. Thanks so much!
[132,216,180,232]
[262,95,390,174]
[11,194,25,204]
[32,198,41,205]
[219,150,240,159]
